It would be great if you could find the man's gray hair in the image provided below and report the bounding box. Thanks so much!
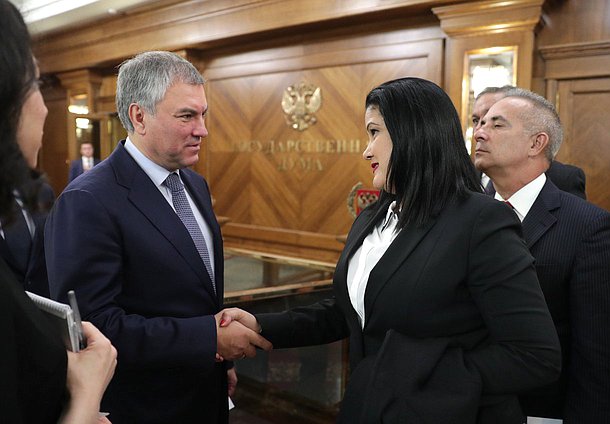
[116,51,205,133]
[504,87,563,161]
[475,85,515,101]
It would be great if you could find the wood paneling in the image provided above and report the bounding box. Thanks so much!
[203,32,443,260]
[540,41,610,212]
[537,0,610,46]
[40,84,69,195]
[555,78,610,212]
[433,0,543,125]
[33,0,457,74]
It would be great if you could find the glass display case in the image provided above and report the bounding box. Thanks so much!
[224,248,343,423]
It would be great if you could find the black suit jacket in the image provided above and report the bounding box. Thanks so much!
[546,161,586,199]
[0,256,67,423]
[258,192,560,423]
[0,184,54,296]
[518,180,610,422]
[46,141,228,424]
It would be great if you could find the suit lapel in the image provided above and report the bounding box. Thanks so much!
[110,143,216,300]
[522,181,560,248]
[363,216,438,328]
[334,202,389,327]
[0,236,20,276]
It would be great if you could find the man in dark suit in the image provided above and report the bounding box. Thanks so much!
[474,88,610,422]
[68,141,100,182]
[0,180,54,296]
[472,86,586,199]
[45,51,271,424]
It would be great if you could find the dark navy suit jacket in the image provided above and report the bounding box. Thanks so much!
[46,141,228,423]
[68,157,101,182]
[518,179,610,422]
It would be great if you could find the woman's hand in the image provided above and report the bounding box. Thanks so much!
[60,322,117,424]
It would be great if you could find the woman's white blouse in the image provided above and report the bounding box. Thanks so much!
[347,201,401,328]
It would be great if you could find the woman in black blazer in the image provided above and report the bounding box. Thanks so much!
[0,2,117,422]
[221,78,561,423]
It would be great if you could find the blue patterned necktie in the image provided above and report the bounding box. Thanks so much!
[164,173,215,292]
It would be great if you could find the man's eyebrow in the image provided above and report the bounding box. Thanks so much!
[174,107,207,115]
[490,115,509,123]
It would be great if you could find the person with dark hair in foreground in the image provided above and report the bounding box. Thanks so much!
[0,1,116,422]
[220,77,561,423]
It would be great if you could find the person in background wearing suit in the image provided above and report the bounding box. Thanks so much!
[45,51,272,424]
[220,78,560,423]
[0,1,116,422]
[474,88,610,423]
[0,167,55,297]
[472,86,586,200]
[68,141,100,182]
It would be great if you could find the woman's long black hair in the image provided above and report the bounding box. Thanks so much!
[365,77,481,229]
[0,0,42,221]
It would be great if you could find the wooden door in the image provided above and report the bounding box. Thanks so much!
[556,77,610,211]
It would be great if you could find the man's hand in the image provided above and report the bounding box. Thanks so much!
[215,311,272,361]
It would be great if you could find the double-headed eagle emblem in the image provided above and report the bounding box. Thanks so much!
[281,82,322,131]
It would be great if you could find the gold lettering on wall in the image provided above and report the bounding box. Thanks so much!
[235,139,362,171]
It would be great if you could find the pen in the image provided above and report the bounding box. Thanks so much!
[67,290,87,351]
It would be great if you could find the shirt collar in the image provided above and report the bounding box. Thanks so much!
[124,137,177,187]
[495,173,546,221]
[380,200,399,232]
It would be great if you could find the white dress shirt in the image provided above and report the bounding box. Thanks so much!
[495,173,546,222]
[124,138,215,275]
[82,156,94,171]
[347,201,401,328]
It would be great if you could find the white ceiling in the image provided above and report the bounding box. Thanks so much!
[9,0,153,35]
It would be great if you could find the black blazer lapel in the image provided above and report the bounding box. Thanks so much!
[522,181,560,248]
[363,216,438,329]
[0,236,20,277]
[334,202,389,328]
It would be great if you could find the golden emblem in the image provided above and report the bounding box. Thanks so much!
[281,82,322,131]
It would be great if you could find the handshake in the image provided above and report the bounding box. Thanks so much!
[214,308,273,361]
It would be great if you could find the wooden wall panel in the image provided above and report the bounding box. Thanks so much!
[537,0,610,46]
[555,78,610,212]
[203,33,443,261]
[39,85,69,195]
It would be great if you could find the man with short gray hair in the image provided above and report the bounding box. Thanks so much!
[46,51,272,423]
[474,89,610,423]
[472,85,586,199]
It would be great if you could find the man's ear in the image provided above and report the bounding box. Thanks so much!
[529,132,549,157]
[129,103,146,135]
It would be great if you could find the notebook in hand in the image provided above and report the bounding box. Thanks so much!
[26,291,83,352]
